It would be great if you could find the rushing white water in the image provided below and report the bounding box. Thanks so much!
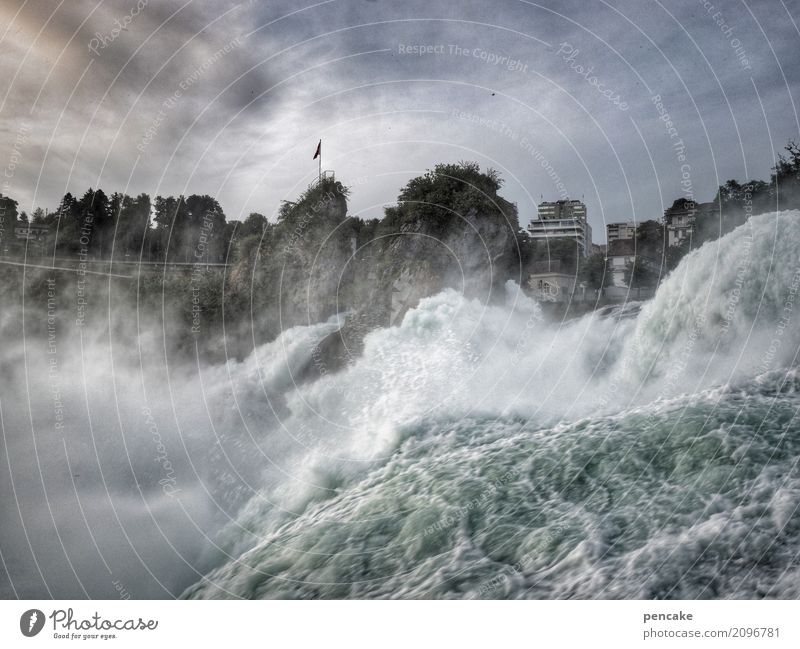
[3,211,799,599]
[179,210,800,599]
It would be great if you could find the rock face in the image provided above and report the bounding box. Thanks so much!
[303,206,520,377]
[226,181,357,351]
[227,167,521,371]
[375,209,519,326]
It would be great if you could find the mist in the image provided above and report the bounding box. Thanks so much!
[3,210,799,598]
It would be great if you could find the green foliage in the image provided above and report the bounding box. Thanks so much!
[277,176,349,226]
[772,140,800,193]
[383,161,518,234]
[662,138,800,270]
[624,258,661,288]
[527,238,580,274]
[578,252,608,289]
[634,220,667,266]
[3,137,799,307]
[239,212,269,238]
[614,221,670,287]
[233,234,263,264]
[150,193,230,262]
[232,217,276,265]
[0,193,18,235]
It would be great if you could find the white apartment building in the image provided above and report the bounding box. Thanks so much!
[528,199,592,257]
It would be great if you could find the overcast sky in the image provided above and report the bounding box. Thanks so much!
[1,0,799,241]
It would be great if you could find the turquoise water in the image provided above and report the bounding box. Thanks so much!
[182,211,800,599]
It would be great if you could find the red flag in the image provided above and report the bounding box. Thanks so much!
[313,140,321,160]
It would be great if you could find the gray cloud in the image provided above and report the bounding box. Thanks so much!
[1,0,798,238]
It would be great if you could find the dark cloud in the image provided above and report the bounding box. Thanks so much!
[1,0,798,237]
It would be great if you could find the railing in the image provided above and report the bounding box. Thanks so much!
[529,285,656,304]
[313,170,335,185]
[0,255,230,278]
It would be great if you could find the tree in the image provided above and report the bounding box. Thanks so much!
[527,237,580,274]
[0,193,19,253]
[240,212,268,237]
[618,220,671,286]
[73,188,112,256]
[277,176,349,227]
[56,192,78,220]
[769,140,800,209]
[578,251,608,289]
[715,179,744,206]
[183,194,226,263]
[152,194,230,262]
[154,195,183,229]
[772,140,800,187]
[634,220,667,269]
[625,257,660,288]
[229,213,270,264]
[152,195,183,261]
[383,161,518,234]
[117,193,151,258]
[221,221,240,258]
[52,192,80,255]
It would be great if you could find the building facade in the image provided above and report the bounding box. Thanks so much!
[527,260,577,301]
[606,238,663,290]
[663,198,696,247]
[663,199,718,247]
[536,199,587,221]
[606,221,637,243]
[606,239,636,287]
[14,222,49,241]
[528,199,592,257]
[3,221,50,256]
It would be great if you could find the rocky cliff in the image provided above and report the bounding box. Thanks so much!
[226,164,522,373]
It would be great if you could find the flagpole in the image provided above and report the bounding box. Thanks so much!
[313,139,322,184]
